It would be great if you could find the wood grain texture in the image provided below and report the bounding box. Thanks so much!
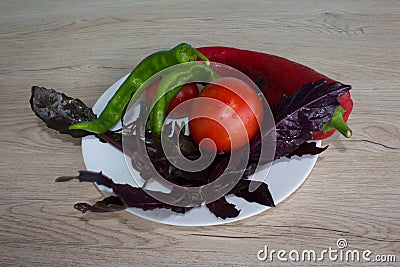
[0,0,399,266]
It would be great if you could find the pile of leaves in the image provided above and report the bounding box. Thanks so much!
[30,79,350,219]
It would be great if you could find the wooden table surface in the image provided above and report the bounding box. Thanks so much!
[1,0,399,266]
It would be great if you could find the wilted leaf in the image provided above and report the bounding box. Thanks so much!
[206,197,240,219]
[286,142,328,158]
[30,86,97,137]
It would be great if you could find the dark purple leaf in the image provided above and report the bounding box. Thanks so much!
[243,162,258,177]
[74,196,126,213]
[231,180,275,207]
[75,170,115,188]
[201,155,230,184]
[206,197,240,219]
[57,171,191,214]
[112,183,192,213]
[286,142,328,158]
[30,86,97,137]
[30,86,122,150]
[273,80,350,159]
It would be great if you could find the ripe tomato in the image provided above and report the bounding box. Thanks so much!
[144,79,199,118]
[189,77,264,152]
[166,83,199,117]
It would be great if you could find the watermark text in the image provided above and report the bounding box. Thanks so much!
[257,238,396,263]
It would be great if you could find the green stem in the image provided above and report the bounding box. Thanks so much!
[194,49,210,65]
[322,106,352,138]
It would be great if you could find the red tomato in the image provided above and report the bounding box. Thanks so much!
[144,77,162,103]
[166,83,199,117]
[189,77,264,152]
[144,79,199,118]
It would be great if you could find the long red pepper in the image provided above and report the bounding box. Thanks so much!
[197,46,353,139]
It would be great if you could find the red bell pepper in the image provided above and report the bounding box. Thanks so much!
[197,46,353,139]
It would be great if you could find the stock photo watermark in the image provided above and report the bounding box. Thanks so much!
[122,61,276,207]
[257,238,396,263]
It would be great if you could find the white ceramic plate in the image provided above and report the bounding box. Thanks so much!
[82,74,320,226]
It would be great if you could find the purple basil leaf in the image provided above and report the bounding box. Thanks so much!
[231,180,275,207]
[286,142,328,158]
[164,174,203,187]
[74,196,126,213]
[75,171,114,188]
[243,162,258,177]
[112,183,192,213]
[201,155,230,184]
[206,197,240,219]
[273,80,351,159]
[30,86,97,137]
[58,171,191,214]
[30,86,121,150]
[249,132,262,162]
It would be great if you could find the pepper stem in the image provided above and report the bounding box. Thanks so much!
[193,49,210,65]
[322,106,352,138]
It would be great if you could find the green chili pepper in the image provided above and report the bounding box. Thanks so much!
[69,43,209,134]
[149,62,218,135]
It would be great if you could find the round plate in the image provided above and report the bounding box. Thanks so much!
[82,74,320,226]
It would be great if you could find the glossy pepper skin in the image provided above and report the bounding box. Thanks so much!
[69,43,209,134]
[149,62,218,135]
[197,46,353,140]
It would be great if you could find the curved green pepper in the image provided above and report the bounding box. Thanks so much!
[149,62,218,135]
[69,43,209,134]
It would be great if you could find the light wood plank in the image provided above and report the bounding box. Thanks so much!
[0,0,399,266]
